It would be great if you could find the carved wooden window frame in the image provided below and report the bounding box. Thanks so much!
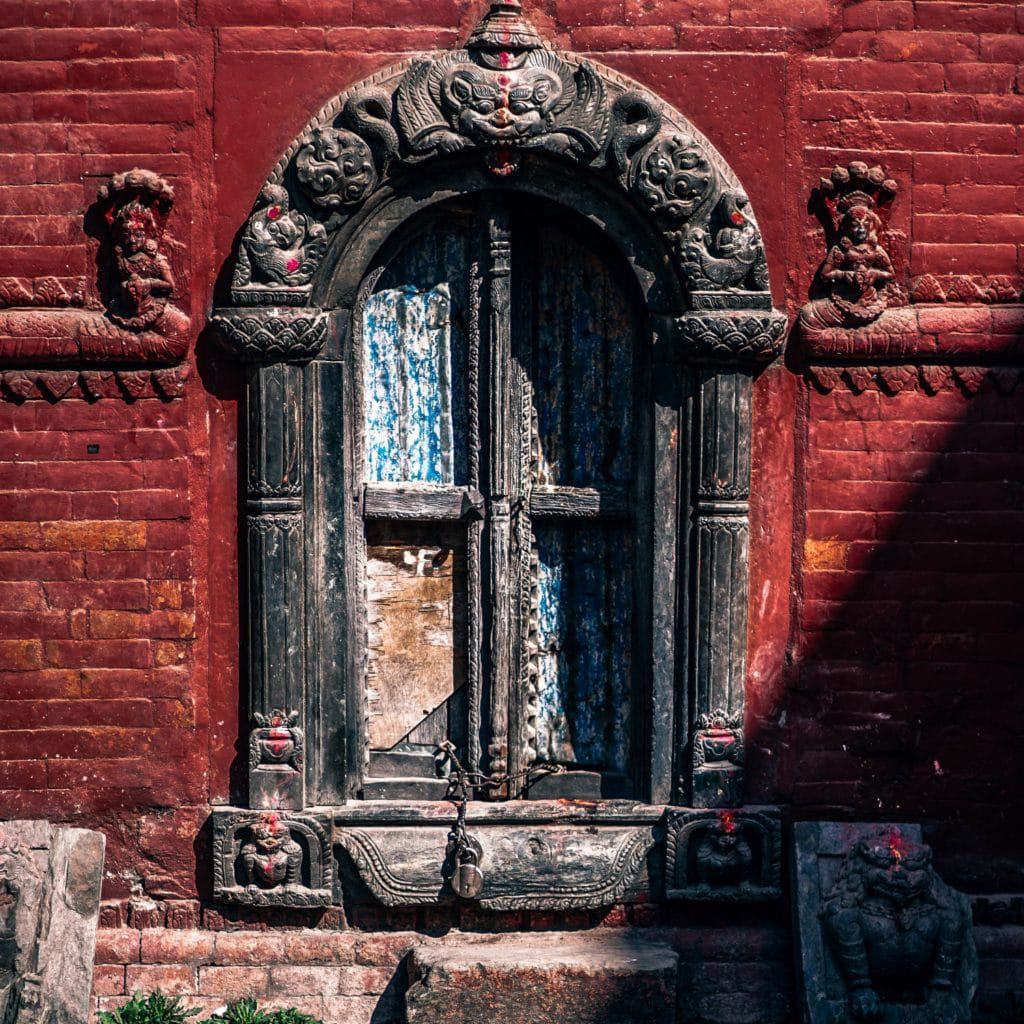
[212,2,788,818]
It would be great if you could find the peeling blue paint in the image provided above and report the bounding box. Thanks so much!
[535,525,632,774]
[363,223,469,483]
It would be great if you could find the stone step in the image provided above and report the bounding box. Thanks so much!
[405,938,679,1024]
[361,776,450,800]
[368,750,437,779]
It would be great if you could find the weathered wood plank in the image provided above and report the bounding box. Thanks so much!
[362,221,471,484]
[365,524,466,751]
[533,223,634,488]
[529,485,628,519]
[534,524,632,775]
[363,483,484,521]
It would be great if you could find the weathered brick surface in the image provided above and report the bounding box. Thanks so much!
[3,2,1024,1014]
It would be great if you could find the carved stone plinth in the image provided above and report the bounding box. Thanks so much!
[793,822,977,1024]
[406,939,678,1024]
[0,820,105,1024]
[249,709,305,810]
[338,821,655,910]
[212,810,332,907]
[665,808,780,901]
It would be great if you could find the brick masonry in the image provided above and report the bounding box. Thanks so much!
[2,0,1024,1014]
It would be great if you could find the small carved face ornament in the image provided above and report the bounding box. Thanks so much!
[840,205,879,246]
[444,67,562,142]
[117,204,160,257]
[860,839,931,907]
[252,816,289,854]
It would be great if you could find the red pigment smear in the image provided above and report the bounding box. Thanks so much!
[719,810,736,834]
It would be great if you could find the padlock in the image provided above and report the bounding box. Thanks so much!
[452,849,484,899]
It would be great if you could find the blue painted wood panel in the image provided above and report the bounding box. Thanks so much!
[532,225,634,488]
[363,220,470,484]
[535,524,632,774]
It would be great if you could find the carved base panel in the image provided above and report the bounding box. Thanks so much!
[339,824,656,911]
[212,810,332,907]
[211,804,784,910]
[665,808,780,901]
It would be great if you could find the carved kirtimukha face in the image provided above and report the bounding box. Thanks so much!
[859,837,932,908]
[251,816,290,855]
[443,67,562,143]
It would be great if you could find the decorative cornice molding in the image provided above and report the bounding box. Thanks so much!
[800,305,1024,393]
[806,362,1021,396]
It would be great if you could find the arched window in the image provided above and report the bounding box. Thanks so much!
[353,196,649,799]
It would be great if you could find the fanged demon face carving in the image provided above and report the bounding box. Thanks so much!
[442,66,563,144]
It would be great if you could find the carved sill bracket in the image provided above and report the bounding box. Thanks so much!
[211,306,330,364]
[676,309,788,365]
[211,803,784,910]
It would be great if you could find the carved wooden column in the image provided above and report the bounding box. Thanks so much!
[677,308,787,807]
[212,307,330,810]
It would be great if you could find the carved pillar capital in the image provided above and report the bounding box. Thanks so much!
[211,306,329,364]
[675,309,788,365]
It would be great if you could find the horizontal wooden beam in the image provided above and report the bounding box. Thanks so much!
[529,485,629,519]
[363,483,484,521]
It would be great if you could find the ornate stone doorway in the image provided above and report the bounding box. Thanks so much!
[211,0,786,912]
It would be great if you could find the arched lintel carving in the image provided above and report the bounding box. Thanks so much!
[210,5,787,368]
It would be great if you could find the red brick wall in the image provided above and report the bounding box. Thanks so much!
[2,0,1024,971]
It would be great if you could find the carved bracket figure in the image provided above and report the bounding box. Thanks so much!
[664,808,780,901]
[797,161,905,346]
[0,168,191,401]
[691,707,744,807]
[794,822,978,1024]
[249,709,305,810]
[212,811,332,908]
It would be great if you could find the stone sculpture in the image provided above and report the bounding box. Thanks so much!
[0,821,105,1024]
[793,822,977,1024]
[822,830,974,1024]
[798,161,902,340]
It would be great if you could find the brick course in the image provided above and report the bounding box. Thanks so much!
[2,0,1024,1014]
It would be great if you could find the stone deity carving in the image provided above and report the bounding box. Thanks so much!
[822,830,974,1024]
[798,161,901,338]
[240,813,304,891]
